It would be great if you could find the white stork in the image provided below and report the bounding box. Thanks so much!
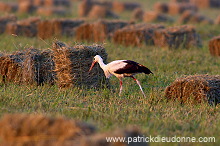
[89,55,153,97]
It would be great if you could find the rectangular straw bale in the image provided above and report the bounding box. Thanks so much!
[18,0,36,13]
[0,113,95,146]
[92,20,129,42]
[153,25,202,49]
[178,11,213,24]
[44,0,70,7]
[78,0,93,17]
[113,23,165,47]
[52,41,108,88]
[0,2,18,12]
[76,20,129,42]
[6,17,40,37]
[190,0,220,8]
[143,11,173,23]
[0,48,55,85]
[37,19,83,39]
[209,36,220,57]
[168,3,198,15]
[112,1,140,12]
[0,15,17,34]
[36,6,67,16]
[165,75,220,105]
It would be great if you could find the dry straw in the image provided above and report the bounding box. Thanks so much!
[0,113,96,146]
[6,17,40,37]
[178,10,213,24]
[165,75,220,105]
[0,2,18,12]
[143,11,173,23]
[36,7,67,16]
[37,19,84,39]
[0,15,17,34]
[52,41,108,88]
[76,20,128,42]
[209,36,220,56]
[153,25,202,49]
[113,23,165,47]
[0,48,55,85]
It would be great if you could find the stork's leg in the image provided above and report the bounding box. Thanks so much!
[119,79,123,96]
[131,76,146,98]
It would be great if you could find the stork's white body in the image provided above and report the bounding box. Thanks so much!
[89,55,153,97]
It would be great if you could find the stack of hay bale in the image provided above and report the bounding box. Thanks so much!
[0,113,148,146]
[209,36,220,57]
[154,2,197,15]
[113,23,165,47]
[0,15,17,34]
[153,25,202,49]
[78,0,118,19]
[165,75,220,105]
[190,0,220,8]
[112,1,141,13]
[75,19,129,42]
[0,41,109,88]
[215,15,220,24]
[52,41,108,88]
[0,48,55,85]
[143,11,174,23]
[37,19,84,39]
[0,2,18,12]
[178,10,214,24]
[6,17,41,37]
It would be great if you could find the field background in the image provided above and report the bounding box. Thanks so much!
[0,0,220,145]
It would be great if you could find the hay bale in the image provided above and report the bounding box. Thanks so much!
[190,0,220,8]
[79,127,148,146]
[113,23,165,47]
[78,0,93,17]
[165,75,220,105]
[153,25,202,49]
[0,15,17,34]
[143,11,174,23]
[88,5,118,19]
[52,41,108,88]
[18,0,36,13]
[167,2,198,15]
[131,8,144,21]
[44,0,70,7]
[36,7,68,16]
[171,0,190,2]
[6,17,41,37]
[76,20,128,42]
[0,113,96,146]
[209,36,220,57]
[178,10,214,24]
[0,2,18,12]
[37,19,83,39]
[154,2,169,13]
[112,1,140,13]
[33,0,44,6]
[0,48,55,85]
[215,15,220,24]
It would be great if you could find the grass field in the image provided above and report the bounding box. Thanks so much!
[0,0,220,145]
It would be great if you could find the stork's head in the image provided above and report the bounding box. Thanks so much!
[89,55,101,72]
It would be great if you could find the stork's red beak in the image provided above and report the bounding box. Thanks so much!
[89,61,96,72]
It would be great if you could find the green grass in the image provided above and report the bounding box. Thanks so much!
[0,0,220,145]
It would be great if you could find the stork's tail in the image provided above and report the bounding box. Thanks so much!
[139,64,153,74]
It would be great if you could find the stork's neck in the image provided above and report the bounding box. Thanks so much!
[97,56,107,70]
